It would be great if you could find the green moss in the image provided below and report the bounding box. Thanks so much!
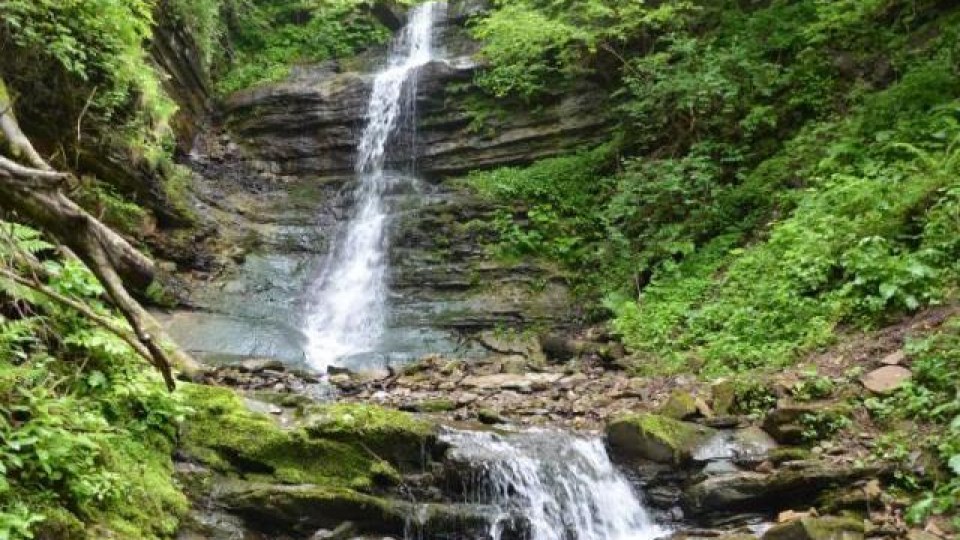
[658,390,699,420]
[414,399,457,413]
[303,403,438,471]
[606,413,715,464]
[178,385,409,491]
[91,434,189,538]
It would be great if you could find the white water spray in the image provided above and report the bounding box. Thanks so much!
[442,429,669,540]
[304,3,442,369]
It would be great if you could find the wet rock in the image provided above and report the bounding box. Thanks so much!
[606,413,717,464]
[761,516,864,540]
[369,0,406,31]
[310,521,358,540]
[683,460,886,515]
[859,366,911,394]
[477,408,507,425]
[221,482,493,536]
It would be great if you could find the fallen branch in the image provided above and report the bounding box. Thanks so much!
[0,267,169,385]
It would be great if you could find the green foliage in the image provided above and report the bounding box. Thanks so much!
[216,0,393,94]
[470,0,696,99]
[466,144,616,277]
[469,1,960,375]
[0,0,176,155]
[865,319,960,527]
[0,222,188,539]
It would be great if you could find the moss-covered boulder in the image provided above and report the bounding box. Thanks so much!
[302,402,442,471]
[762,516,864,540]
[178,385,433,490]
[606,413,716,464]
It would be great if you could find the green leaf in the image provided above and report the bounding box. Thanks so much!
[949,454,960,476]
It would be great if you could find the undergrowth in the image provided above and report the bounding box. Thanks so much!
[0,222,188,539]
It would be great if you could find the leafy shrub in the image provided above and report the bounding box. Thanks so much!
[0,222,189,539]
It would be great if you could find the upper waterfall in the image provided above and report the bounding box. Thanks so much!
[303,2,444,370]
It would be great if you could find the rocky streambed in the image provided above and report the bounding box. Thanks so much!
[174,331,917,540]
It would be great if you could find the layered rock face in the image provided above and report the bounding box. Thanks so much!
[220,16,610,178]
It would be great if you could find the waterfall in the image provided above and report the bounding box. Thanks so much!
[304,2,443,370]
[440,429,669,540]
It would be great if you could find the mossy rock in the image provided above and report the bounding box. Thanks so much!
[711,379,737,416]
[302,402,441,471]
[178,384,399,490]
[762,516,864,540]
[221,482,405,533]
[404,398,457,413]
[606,413,716,464]
[659,390,700,420]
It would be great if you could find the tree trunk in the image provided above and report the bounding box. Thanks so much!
[0,75,201,387]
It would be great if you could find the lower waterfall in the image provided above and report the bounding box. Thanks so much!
[435,429,668,540]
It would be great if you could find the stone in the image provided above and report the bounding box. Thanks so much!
[880,350,906,365]
[477,408,507,425]
[906,531,941,540]
[860,366,911,394]
[761,516,864,540]
[659,390,701,420]
[311,521,358,540]
[238,357,285,373]
[369,0,406,31]
[222,483,492,537]
[539,333,581,362]
[683,459,886,515]
[460,373,562,393]
[711,380,737,416]
[778,509,816,523]
[606,413,717,464]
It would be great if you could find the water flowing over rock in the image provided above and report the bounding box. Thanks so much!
[303,2,445,370]
[441,429,668,540]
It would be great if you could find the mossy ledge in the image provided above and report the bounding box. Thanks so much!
[178,384,438,491]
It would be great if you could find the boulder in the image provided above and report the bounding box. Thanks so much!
[606,413,717,464]
[859,366,911,394]
[684,460,886,514]
[762,516,864,540]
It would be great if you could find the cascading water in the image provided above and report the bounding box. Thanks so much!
[441,429,669,540]
[303,2,443,370]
